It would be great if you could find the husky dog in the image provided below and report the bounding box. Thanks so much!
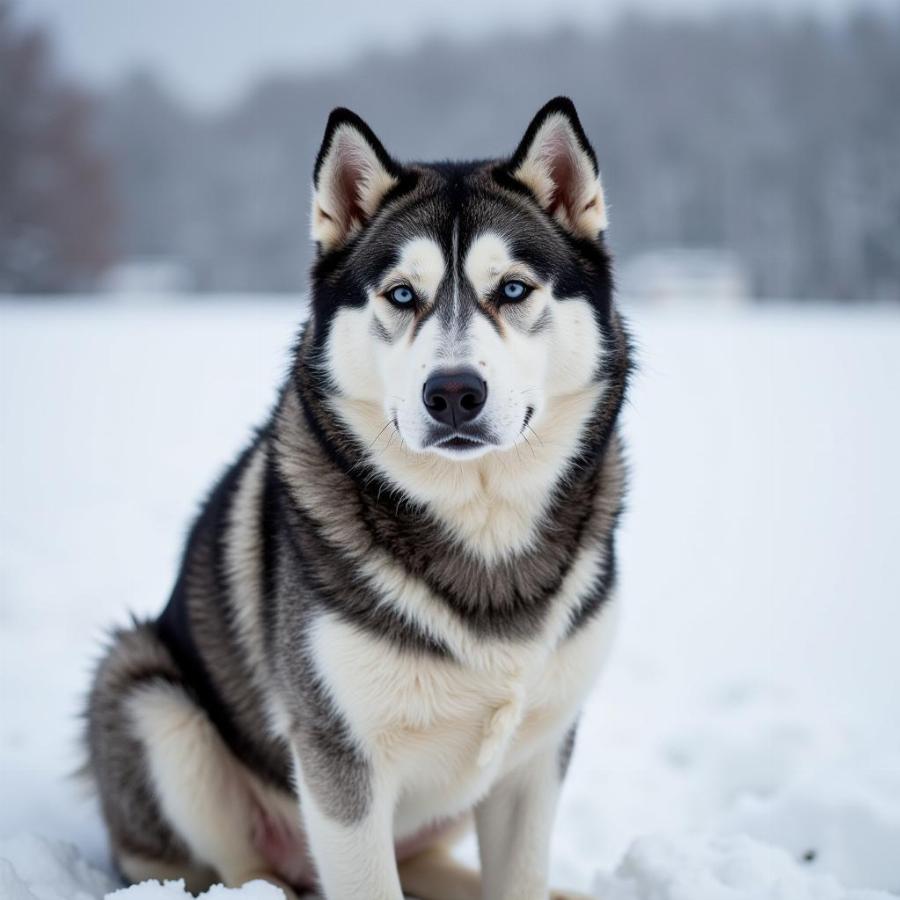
[85,97,631,900]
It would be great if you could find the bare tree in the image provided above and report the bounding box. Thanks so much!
[0,2,116,293]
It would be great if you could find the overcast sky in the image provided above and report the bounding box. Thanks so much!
[22,0,889,110]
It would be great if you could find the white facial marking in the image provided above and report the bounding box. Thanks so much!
[464,232,510,292]
[384,236,445,298]
[326,228,605,559]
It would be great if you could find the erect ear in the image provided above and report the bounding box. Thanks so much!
[507,97,608,239]
[311,108,400,252]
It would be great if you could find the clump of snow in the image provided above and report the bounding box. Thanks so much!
[108,878,287,898]
[592,834,894,900]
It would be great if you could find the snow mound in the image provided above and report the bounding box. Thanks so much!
[724,750,900,893]
[0,834,115,900]
[591,833,895,900]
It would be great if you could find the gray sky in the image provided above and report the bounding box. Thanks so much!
[22,0,888,110]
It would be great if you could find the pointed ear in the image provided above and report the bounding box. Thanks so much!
[507,97,608,239]
[311,108,400,251]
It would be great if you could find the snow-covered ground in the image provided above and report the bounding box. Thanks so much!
[1,297,899,899]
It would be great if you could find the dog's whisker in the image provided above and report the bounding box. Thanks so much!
[522,432,537,459]
[367,420,393,450]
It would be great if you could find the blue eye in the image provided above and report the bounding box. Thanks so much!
[388,285,416,306]
[502,280,529,301]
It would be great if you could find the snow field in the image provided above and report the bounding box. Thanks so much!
[1,298,898,898]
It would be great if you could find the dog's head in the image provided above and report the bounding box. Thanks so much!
[306,98,617,468]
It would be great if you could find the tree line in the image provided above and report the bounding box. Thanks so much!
[2,3,898,299]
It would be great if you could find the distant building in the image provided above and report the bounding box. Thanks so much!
[618,248,752,306]
[101,258,194,296]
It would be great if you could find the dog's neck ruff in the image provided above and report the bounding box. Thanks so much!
[265,324,627,647]
[288,322,628,566]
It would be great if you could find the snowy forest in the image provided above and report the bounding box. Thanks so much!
[1,3,898,300]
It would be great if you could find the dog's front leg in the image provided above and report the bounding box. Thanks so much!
[291,739,403,900]
[475,739,569,900]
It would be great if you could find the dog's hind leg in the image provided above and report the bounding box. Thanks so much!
[126,682,300,897]
[86,621,300,897]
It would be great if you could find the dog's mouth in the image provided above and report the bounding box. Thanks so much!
[423,425,495,456]
[422,409,536,457]
[435,434,487,452]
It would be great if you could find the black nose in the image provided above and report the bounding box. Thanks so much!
[423,369,487,427]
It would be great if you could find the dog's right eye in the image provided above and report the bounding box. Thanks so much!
[387,285,417,308]
[497,279,533,304]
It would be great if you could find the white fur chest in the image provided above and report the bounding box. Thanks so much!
[308,602,618,836]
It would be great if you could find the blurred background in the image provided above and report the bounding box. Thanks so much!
[2,1,900,897]
[2,0,898,301]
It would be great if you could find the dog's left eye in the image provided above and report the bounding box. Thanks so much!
[387,284,417,307]
[500,280,531,302]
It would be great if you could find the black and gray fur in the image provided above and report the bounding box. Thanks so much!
[84,96,632,892]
